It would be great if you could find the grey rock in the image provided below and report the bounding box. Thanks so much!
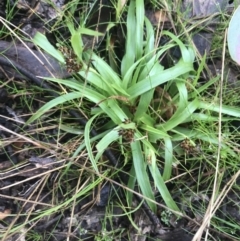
[0,40,69,79]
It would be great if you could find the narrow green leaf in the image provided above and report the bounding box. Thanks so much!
[105,99,129,123]
[157,98,199,131]
[90,53,122,86]
[198,101,240,117]
[71,32,83,61]
[137,113,155,126]
[135,0,144,59]
[78,28,104,36]
[84,114,101,173]
[79,68,118,95]
[131,139,156,212]
[59,124,83,135]
[182,113,236,122]
[134,89,155,120]
[72,131,109,158]
[127,165,137,207]
[148,165,180,211]
[172,80,188,115]
[189,76,219,99]
[162,31,195,63]
[45,77,128,124]
[121,0,136,77]
[141,124,170,140]
[95,129,119,161]
[122,45,172,88]
[144,17,155,56]
[33,32,65,63]
[163,137,173,181]
[26,86,122,126]
[66,19,75,36]
[144,146,157,185]
[172,128,238,158]
[26,92,83,124]
[138,57,164,82]
[135,130,158,152]
[44,77,83,91]
[119,122,136,129]
[127,60,193,98]
[79,53,129,96]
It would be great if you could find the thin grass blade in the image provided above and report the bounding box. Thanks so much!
[131,138,156,212]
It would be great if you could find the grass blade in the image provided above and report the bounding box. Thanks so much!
[121,0,136,77]
[157,98,199,131]
[84,114,100,173]
[127,60,193,98]
[135,0,144,59]
[33,32,65,63]
[162,137,173,181]
[95,129,119,161]
[131,138,156,212]
[148,164,180,211]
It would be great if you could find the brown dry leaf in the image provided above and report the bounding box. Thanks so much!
[145,9,170,26]
[12,141,25,151]
[0,209,11,220]
[154,10,169,23]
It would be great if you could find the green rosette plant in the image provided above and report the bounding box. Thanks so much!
[27,0,240,213]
